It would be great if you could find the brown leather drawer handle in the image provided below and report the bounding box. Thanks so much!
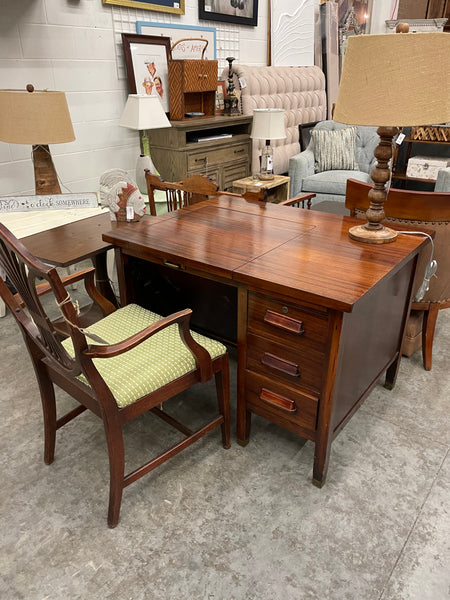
[261,352,300,377]
[259,388,297,413]
[263,309,304,335]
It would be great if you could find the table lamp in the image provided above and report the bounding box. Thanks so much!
[0,85,75,195]
[119,94,171,194]
[333,31,450,244]
[251,108,286,180]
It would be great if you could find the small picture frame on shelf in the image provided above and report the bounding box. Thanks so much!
[122,33,171,114]
[215,81,226,114]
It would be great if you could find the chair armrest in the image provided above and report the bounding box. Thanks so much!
[288,149,315,197]
[34,267,116,316]
[83,308,213,382]
[279,193,316,209]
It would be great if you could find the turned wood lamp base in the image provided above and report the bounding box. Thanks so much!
[348,126,399,245]
[348,223,397,244]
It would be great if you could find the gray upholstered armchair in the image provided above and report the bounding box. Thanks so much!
[288,120,380,213]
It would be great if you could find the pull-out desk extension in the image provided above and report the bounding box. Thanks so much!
[103,196,427,486]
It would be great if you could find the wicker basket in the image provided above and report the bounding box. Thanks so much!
[410,126,450,142]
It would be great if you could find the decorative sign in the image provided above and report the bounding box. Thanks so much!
[0,193,99,213]
[136,22,217,60]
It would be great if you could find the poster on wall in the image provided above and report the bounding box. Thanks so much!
[271,0,314,66]
[103,0,185,15]
[199,0,258,27]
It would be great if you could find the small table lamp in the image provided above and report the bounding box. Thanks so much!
[251,108,286,180]
[0,85,75,195]
[119,94,171,194]
[334,31,450,244]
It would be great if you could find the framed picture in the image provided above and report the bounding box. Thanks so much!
[199,0,258,26]
[122,33,171,113]
[215,81,226,114]
[137,21,217,60]
[103,0,184,15]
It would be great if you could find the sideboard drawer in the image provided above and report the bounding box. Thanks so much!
[248,292,328,353]
[247,333,324,393]
[187,143,249,171]
[246,370,318,434]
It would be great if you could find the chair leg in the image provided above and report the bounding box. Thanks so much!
[422,304,439,371]
[26,341,57,464]
[215,356,231,449]
[104,420,125,528]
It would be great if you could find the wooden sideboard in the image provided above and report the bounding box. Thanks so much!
[147,114,252,191]
[104,197,427,486]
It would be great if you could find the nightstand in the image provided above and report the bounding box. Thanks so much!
[232,175,290,203]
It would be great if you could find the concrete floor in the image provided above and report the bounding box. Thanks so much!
[0,292,449,600]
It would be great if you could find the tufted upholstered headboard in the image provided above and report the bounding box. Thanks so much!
[220,65,327,175]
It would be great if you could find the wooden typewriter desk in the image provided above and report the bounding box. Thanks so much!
[103,197,426,486]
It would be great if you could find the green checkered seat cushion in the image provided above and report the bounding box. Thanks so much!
[62,303,227,409]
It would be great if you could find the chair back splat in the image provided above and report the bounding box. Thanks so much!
[0,222,230,527]
[345,178,450,371]
[145,172,219,215]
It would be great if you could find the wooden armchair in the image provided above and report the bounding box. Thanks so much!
[345,178,450,370]
[0,223,230,527]
[146,172,219,215]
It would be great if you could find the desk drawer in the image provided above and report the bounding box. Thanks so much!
[248,292,328,353]
[246,370,318,434]
[187,143,249,170]
[247,332,323,393]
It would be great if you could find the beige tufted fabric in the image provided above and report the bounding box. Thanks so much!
[221,65,327,175]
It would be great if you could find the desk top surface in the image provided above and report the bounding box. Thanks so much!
[103,197,427,312]
[15,212,113,267]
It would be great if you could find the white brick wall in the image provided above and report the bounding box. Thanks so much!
[0,0,269,196]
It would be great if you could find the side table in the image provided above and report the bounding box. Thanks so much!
[232,175,290,203]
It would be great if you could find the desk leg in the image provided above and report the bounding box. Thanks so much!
[312,312,343,487]
[92,251,118,308]
[236,286,251,445]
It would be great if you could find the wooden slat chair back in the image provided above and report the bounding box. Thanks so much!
[146,172,219,215]
[345,178,450,370]
[0,222,230,527]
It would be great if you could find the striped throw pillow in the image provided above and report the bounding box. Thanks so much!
[312,127,359,173]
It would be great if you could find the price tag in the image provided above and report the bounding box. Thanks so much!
[174,2,179,7]
[126,206,134,221]
[239,77,247,89]
[396,132,406,145]
[205,5,211,11]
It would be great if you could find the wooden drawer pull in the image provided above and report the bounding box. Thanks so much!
[234,148,245,154]
[259,388,297,413]
[261,353,300,377]
[263,309,304,335]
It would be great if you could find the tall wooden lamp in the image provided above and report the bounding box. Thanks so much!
[333,32,450,244]
[0,85,75,195]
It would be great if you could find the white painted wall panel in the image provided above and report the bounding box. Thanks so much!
[20,24,76,59]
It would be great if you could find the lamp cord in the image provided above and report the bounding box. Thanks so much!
[396,231,437,302]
